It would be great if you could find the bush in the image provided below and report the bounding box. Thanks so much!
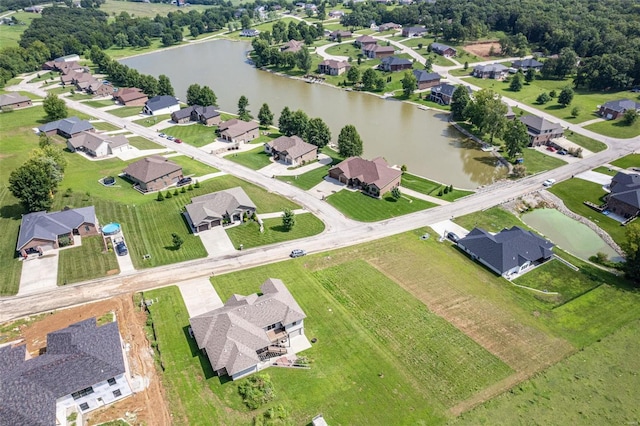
[165,191,172,199]
[443,186,449,194]
[187,184,194,191]
[238,374,276,409]
[157,192,164,201]
[58,236,73,247]
[180,186,186,193]
[173,189,179,196]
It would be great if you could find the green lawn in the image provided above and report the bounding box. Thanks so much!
[27,71,57,84]
[585,118,640,139]
[564,131,607,153]
[401,173,473,201]
[225,213,325,249]
[0,188,23,296]
[57,235,120,285]
[126,136,162,150]
[101,0,211,19]
[611,153,640,169]
[103,39,168,60]
[166,155,219,177]
[90,121,120,131]
[225,17,300,40]
[66,93,94,101]
[108,106,143,118]
[84,99,116,108]
[226,146,273,170]
[276,166,330,190]
[134,114,171,127]
[454,206,527,233]
[0,12,40,48]
[592,166,617,176]
[162,124,216,147]
[518,147,567,174]
[327,190,436,222]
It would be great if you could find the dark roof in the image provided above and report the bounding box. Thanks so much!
[458,226,554,275]
[0,318,126,426]
[609,172,640,209]
[16,206,96,251]
[430,42,456,53]
[145,95,179,112]
[198,106,220,119]
[430,83,469,97]
[172,105,200,121]
[380,56,412,67]
[512,58,543,68]
[123,155,182,183]
[602,99,640,113]
[38,116,94,135]
[413,69,441,83]
[474,63,508,73]
[519,115,563,133]
[403,26,426,33]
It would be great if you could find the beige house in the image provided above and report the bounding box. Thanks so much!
[67,131,130,158]
[185,187,256,232]
[264,135,317,166]
[0,93,32,110]
[113,87,148,107]
[328,157,402,198]
[218,119,260,143]
[317,59,350,76]
[123,155,183,193]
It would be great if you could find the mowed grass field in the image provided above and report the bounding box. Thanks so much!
[162,124,216,148]
[57,235,120,285]
[0,12,40,48]
[327,189,436,221]
[401,173,474,201]
[0,188,23,295]
[225,213,325,249]
[226,146,273,170]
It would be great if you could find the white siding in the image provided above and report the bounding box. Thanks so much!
[284,319,304,337]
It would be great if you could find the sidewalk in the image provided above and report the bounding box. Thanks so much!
[399,187,450,205]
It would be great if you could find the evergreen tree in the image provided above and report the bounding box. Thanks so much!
[238,95,253,120]
[281,209,296,231]
[278,106,293,135]
[509,72,524,91]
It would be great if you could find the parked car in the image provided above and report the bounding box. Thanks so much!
[159,133,167,138]
[558,149,568,155]
[115,241,128,256]
[290,249,306,258]
[166,136,175,141]
[174,138,183,143]
[543,178,556,187]
[546,146,557,152]
[177,177,192,187]
[446,232,460,243]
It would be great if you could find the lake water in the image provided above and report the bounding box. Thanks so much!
[522,208,622,262]
[121,39,506,188]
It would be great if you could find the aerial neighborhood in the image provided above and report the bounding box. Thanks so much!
[0,0,639,425]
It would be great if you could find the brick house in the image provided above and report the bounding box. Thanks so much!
[429,83,471,105]
[264,135,318,166]
[217,119,260,144]
[362,44,395,59]
[430,42,456,57]
[67,131,130,158]
[606,172,640,219]
[401,26,426,37]
[379,56,413,72]
[113,87,148,107]
[185,187,256,232]
[598,99,640,120]
[280,39,304,53]
[0,93,32,110]
[171,105,220,126]
[123,155,183,193]
[518,115,564,146]
[38,116,94,138]
[329,30,352,41]
[413,70,441,90]
[328,156,402,198]
[354,35,377,48]
[472,63,509,80]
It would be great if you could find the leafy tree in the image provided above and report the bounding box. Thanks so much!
[43,93,67,120]
[258,103,274,127]
[558,86,574,107]
[464,89,507,144]
[288,110,309,137]
[424,57,433,71]
[622,223,640,287]
[503,119,529,159]
[157,74,174,96]
[346,66,360,85]
[374,76,386,91]
[198,86,217,106]
[391,187,401,200]
[549,90,557,98]
[281,208,296,231]
[186,83,202,106]
[317,2,326,21]
[401,70,417,97]
[296,48,312,74]
[361,68,376,91]
[241,14,251,30]
[337,124,363,158]
[623,109,638,126]
[450,85,470,121]
[512,164,527,178]
[306,117,331,148]
[400,164,407,173]
[509,72,523,91]
[171,232,184,249]
[570,106,580,117]
[9,158,60,212]
[536,92,551,104]
[238,95,253,121]
[525,68,535,83]
[278,106,292,135]
[114,32,129,48]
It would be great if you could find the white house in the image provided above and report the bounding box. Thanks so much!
[142,95,180,116]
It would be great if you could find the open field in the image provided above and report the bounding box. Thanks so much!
[401,173,473,201]
[226,145,273,170]
[100,0,212,19]
[564,131,607,152]
[165,155,219,177]
[126,136,162,150]
[57,235,120,285]
[84,99,116,108]
[162,124,216,147]
[134,114,171,127]
[225,17,300,40]
[585,117,640,139]
[103,38,168,60]
[519,147,567,174]
[610,153,640,169]
[326,190,436,221]
[454,206,528,233]
[108,106,143,118]
[0,11,40,48]
[91,121,120,131]
[225,213,325,249]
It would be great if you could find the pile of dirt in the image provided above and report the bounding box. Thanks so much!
[463,41,502,58]
[501,193,555,216]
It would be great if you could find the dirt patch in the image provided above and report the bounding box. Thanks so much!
[463,42,502,58]
[2,294,171,426]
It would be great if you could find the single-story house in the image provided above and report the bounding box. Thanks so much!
[67,131,129,158]
[362,44,395,59]
[16,206,98,255]
[598,99,640,120]
[264,135,317,166]
[185,186,256,232]
[328,10,344,18]
[113,87,148,107]
[38,116,94,139]
[518,115,564,146]
[171,105,198,124]
[123,155,183,192]
[171,104,220,126]
[0,318,133,426]
[142,95,180,116]
[72,73,98,91]
[472,63,509,80]
[401,26,426,37]
[457,226,555,277]
[430,42,456,57]
[317,59,351,76]
[379,56,413,72]
[378,22,402,32]
[280,39,304,53]
[86,81,113,97]
[354,35,377,48]
[218,119,260,144]
[190,278,307,380]
[512,58,543,71]
[42,60,86,74]
[413,70,441,90]
[329,30,352,41]
[328,156,402,198]
[606,172,640,219]
[240,29,260,37]
[429,83,471,105]
[0,93,32,110]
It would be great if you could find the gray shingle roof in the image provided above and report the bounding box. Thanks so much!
[0,93,30,107]
[430,42,456,54]
[145,95,179,112]
[67,131,129,152]
[512,58,543,68]
[609,172,640,209]
[219,119,259,139]
[0,318,126,426]
[458,226,554,275]
[519,115,564,133]
[413,69,441,83]
[602,99,640,113]
[266,135,317,160]
[38,116,94,135]
[172,105,199,121]
[329,156,402,189]
[380,56,412,67]
[185,186,256,226]
[123,155,182,183]
[17,206,96,251]
[474,63,508,73]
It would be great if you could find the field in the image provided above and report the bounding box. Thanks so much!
[0,12,40,48]
[107,106,143,118]
[134,114,171,127]
[585,117,640,139]
[226,146,273,170]
[276,166,330,190]
[610,153,640,169]
[83,99,116,108]
[454,206,528,233]
[225,213,325,249]
[57,235,120,285]
[401,173,474,201]
[100,0,212,19]
[91,121,120,131]
[162,124,216,147]
[126,136,162,150]
[592,166,617,176]
[326,190,436,221]
[165,155,219,177]
[519,147,567,174]
[564,131,607,153]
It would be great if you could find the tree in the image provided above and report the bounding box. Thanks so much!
[241,14,251,30]
[361,68,376,91]
[9,159,58,212]
[238,95,253,121]
[503,119,529,159]
[623,109,638,126]
[296,48,312,74]
[281,208,296,231]
[373,76,386,91]
[525,68,535,83]
[156,191,164,201]
[463,61,469,70]
[391,187,401,200]
[198,86,217,106]
[157,74,174,96]
[337,124,363,158]
[186,83,202,106]
[114,32,129,48]
[346,66,360,85]
[317,2,326,21]
[171,233,184,249]
[401,70,417,97]
[278,106,293,135]
[622,223,640,286]
[306,117,331,148]
[570,106,581,117]
[558,86,574,107]
[43,93,67,120]
[509,72,523,91]
[512,164,527,178]
[450,85,470,121]
[536,92,551,104]
[288,110,309,137]
[464,89,507,143]
[258,103,274,127]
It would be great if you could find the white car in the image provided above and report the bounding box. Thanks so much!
[542,179,556,187]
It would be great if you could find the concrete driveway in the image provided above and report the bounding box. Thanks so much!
[307,177,346,199]
[429,220,470,240]
[178,278,223,317]
[258,154,332,177]
[575,170,613,186]
[19,254,59,295]
[198,226,237,257]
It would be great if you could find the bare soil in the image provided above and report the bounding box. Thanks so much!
[463,42,502,58]
[3,294,171,426]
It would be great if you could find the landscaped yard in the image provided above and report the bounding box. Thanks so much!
[162,124,216,147]
[276,166,330,190]
[90,121,120,132]
[518,147,567,174]
[126,136,163,150]
[225,213,325,249]
[167,155,219,177]
[401,173,473,201]
[57,235,119,285]
[107,106,143,118]
[326,190,436,221]
[454,206,527,233]
[134,114,172,127]
[84,99,116,108]
[585,118,640,139]
[592,166,617,176]
[0,188,23,296]
[610,153,640,169]
[564,131,607,153]
[226,145,273,170]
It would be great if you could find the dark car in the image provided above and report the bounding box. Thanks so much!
[446,232,460,243]
[177,177,192,187]
[174,138,183,144]
[115,241,128,256]
[290,249,306,258]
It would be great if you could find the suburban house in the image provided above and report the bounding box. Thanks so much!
[264,135,317,166]
[401,26,427,37]
[317,59,351,76]
[354,34,377,48]
[472,63,509,80]
[43,60,87,74]
[457,226,555,277]
[113,87,148,107]
[413,70,441,89]
[518,115,564,146]
[429,83,471,105]
[512,58,543,71]
[190,278,307,380]
[185,186,257,232]
[329,30,352,41]
[0,318,133,426]
[328,10,344,18]
[430,42,456,57]
[38,116,94,138]
[280,39,304,53]
[379,56,413,72]
[86,81,113,97]
[378,22,402,32]
[123,155,183,192]
[598,99,640,120]
[67,131,130,158]
[240,29,260,37]
[328,156,402,198]
[171,104,221,126]
[606,172,640,219]
[362,44,395,59]
[16,206,98,256]
[142,95,180,116]
[24,5,43,12]
[217,119,260,144]
[0,93,32,110]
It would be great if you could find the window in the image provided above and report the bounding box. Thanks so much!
[292,322,297,326]
[79,403,89,411]
[107,377,116,386]
[72,386,94,400]
[113,389,122,397]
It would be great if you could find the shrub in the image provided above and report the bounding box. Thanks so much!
[238,374,276,409]
[165,191,172,199]
[194,180,200,188]
[173,189,179,196]
[448,184,453,192]
[58,236,73,247]
[437,189,443,196]
[187,184,194,191]
[157,192,164,201]
[443,186,449,194]
[180,187,186,193]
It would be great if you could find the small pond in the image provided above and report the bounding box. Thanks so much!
[521,208,623,262]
